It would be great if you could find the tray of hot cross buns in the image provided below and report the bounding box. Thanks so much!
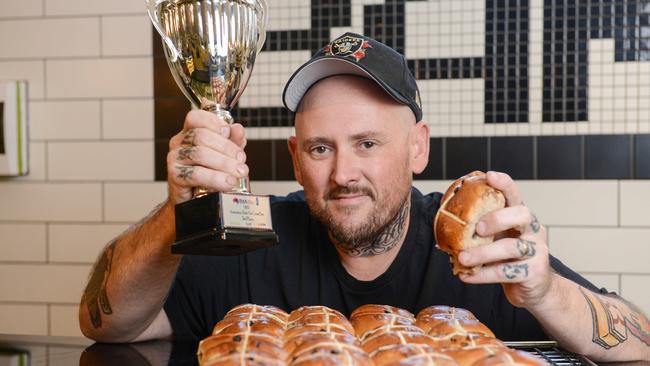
[196,303,595,366]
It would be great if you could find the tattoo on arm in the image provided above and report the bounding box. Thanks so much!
[530,214,540,233]
[502,263,529,280]
[83,241,116,328]
[579,287,650,349]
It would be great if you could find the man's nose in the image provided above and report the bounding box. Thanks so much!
[331,149,361,186]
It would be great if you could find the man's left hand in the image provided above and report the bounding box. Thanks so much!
[457,171,554,308]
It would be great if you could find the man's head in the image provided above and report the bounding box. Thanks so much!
[283,34,430,255]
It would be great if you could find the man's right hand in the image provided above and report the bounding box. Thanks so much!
[167,110,249,205]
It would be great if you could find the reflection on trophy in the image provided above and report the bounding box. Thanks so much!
[147,0,278,255]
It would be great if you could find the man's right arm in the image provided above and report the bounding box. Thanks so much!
[78,110,249,342]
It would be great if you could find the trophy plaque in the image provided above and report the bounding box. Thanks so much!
[147,0,278,255]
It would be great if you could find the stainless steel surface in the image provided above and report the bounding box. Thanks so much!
[147,0,266,195]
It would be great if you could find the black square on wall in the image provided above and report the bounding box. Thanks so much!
[537,135,582,179]
[490,136,534,179]
[445,137,488,179]
[585,135,631,179]
[634,134,650,179]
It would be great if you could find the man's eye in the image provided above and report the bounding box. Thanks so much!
[361,141,376,149]
[312,146,328,154]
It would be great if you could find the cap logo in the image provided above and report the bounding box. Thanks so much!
[323,35,372,62]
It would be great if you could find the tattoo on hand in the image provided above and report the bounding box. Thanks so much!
[181,129,196,145]
[177,147,194,161]
[83,241,116,328]
[502,263,529,280]
[516,239,536,257]
[176,165,194,179]
[530,214,540,233]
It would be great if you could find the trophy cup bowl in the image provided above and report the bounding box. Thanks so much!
[147,0,278,255]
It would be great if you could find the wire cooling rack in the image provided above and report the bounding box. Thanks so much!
[506,341,598,366]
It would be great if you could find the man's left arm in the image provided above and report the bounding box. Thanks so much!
[457,171,650,362]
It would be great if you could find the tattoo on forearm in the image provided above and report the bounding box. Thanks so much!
[176,165,194,179]
[516,239,536,257]
[530,214,540,233]
[502,263,529,280]
[181,129,196,145]
[619,296,650,346]
[83,241,116,328]
[177,147,194,161]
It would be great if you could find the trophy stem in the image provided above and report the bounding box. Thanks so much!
[205,107,251,195]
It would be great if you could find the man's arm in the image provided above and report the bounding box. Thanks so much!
[528,273,650,361]
[457,171,650,362]
[79,110,250,342]
[79,200,179,342]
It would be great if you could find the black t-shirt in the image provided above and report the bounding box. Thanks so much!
[164,188,605,343]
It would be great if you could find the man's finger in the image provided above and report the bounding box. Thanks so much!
[168,164,239,193]
[171,145,248,179]
[182,109,231,133]
[459,260,534,284]
[486,171,523,207]
[476,205,534,237]
[458,237,539,268]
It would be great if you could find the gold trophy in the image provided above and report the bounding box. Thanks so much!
[147,0,278,255]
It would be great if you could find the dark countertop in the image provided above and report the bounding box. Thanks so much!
[0,334,198,366]
[1,334,648,366]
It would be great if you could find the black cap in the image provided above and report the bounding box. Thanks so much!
[282,33,423,122]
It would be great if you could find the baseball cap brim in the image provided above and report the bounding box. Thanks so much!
[283,56,413,113]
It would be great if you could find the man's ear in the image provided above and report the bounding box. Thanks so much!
[287,136,304,185]
[410,121,430,174]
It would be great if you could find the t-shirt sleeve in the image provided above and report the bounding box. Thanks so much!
[550,255,613,294]
[164,255,246,342]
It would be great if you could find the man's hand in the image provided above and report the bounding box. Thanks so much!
[456,171,553,308]
[167,110,249,205]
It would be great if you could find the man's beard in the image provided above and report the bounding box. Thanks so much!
[307,183,411,257]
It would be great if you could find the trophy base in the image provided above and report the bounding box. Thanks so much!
[173,192,279,256]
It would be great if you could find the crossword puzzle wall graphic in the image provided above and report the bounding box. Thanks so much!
[153,0,650,181]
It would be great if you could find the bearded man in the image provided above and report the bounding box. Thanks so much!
[79,33,650,362]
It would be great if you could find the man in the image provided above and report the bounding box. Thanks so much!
[79,33,650,362]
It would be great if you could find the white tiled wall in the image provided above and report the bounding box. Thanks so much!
[0,0,648,341]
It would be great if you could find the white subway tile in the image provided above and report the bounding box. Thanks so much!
[102,99,154,139]
[0,304,47,335]
[0,182,102,221]
[579,273,620,293]
[620,181,650,227]
[0,60,45,99]
[46,58,152,99]
[16,142,47,181]
[0,18,99,59]
[0,223,46,262]
[621,274,650,317]
[0,1,42,17]
[104,182,167,222]
[0,264,90,302]
[49,223,128,263]
[45,0,145,16]
[549,227,650,273]
[48,141,154,181]
[30,101,101,140]
[50,305,83,337]
[517,181,618,226]
[102,15,152,56]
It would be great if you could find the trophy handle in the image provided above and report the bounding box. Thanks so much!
[145,0,181,61]
[256,0,268,53]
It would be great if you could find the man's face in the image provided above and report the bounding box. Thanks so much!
[289,76,419,248]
